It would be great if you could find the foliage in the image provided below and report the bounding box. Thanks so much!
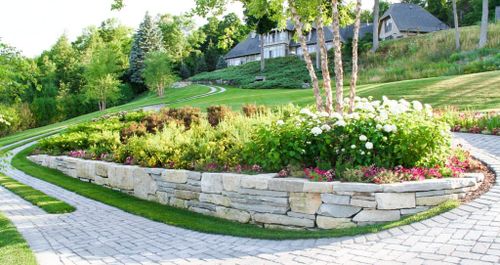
[128,13,164,88]
[438,109,500,135]
[246,97,452,174]
[142,52,177,97]
[190,56,312,88]
[207,105,232,126]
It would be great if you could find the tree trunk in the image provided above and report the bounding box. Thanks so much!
[349,0,362,114]
[260,34,265,72]
[371,0,380,53]
[452,0,461,50]
[478,0,488,48]
[316,40,320,70]
[290,4,323,112]
[316,15,333,114]
[331,0,344,113]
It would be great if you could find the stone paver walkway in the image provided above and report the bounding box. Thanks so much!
[0,133,499,265]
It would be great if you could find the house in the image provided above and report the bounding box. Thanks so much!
[496,6,500,22]
[224,3,448,66]
[379,3,449,40]
[224,22,375,67]
[224,21,342,67]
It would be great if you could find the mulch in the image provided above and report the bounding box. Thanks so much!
[462,159,496,203]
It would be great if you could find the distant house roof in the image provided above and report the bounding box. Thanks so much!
[224,34,261,60]
[340,23,374,40]
[289,26,341,47]
[380,3,449,32]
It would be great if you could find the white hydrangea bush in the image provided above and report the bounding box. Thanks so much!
[280,96,451,171]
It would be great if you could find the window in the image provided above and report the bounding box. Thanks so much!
[269,50,273,58]
[385,20,392,33]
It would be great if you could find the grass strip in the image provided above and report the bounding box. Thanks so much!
[0,173,75,214]
[0,213,37,265]
[12,145,459,240]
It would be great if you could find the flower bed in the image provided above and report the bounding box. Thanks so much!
[37,97,476,184]
[28,154,485,229]
[438,109,499,135]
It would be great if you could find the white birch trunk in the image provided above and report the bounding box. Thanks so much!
[478,0,489,48]
[331,0,344,113]
[452,0,460,50]
[350,0,362,113]
[316,15,333,114]
[371,0,380,52]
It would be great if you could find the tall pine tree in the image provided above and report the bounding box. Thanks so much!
[128,12,163,90]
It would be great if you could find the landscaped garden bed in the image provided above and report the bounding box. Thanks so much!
[30,97,492,229]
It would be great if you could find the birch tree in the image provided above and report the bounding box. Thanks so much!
[371,0,380,52]
[349,0,362,113]
[315,8,333,114]
[452,0,460,50]
[289,3,324,112]
[478,0,488,48]
[331,0,344,113]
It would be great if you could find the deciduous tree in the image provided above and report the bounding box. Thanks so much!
[143,52,176,97]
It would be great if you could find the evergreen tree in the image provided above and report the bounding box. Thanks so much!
[216,56,227,69]
[129,12,163,89]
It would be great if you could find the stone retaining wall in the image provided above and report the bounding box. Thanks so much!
[28,155,484,230]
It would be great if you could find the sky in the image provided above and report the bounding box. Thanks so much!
[0,0,377,57]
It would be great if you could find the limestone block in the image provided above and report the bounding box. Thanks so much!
[215,206,251,223]
[161,169,190,184]
[222,173,242,192]
[289,193,321,214]
[133,168,158,200]
[376,193,416,210]
[253,213,315,227]
[350,199,377,208]
[318,204,362,218]
[240,174,274,190]
[332,183,383,193]
[201,173,224,194]
[321,194,350,205]
[416,194,458,206]
[302,182,333,193]
[268,178,307,192]
[316,216,356,229]
[352,209,401,222]
[199,193,231,207]
[382,180,451,192]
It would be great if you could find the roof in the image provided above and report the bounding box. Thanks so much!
[340,23,373,40]
[223,34,261,59]
[289,26,341,47]
[380,3,449,32]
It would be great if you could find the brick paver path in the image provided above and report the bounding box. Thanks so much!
[0,133,499,265]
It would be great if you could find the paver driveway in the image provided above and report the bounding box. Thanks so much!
[0,133,499,265]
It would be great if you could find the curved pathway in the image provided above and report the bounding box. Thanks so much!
[0,133,499,265]
[141,85,227,112]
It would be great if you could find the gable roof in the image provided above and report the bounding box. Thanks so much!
[380,3,449,32]
[340,23,374,40]
[224,34,261,59]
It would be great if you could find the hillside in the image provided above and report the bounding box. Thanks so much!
[189,24,500,88]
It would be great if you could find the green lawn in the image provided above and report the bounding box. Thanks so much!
[178,71,500,111]
[11,144,459,240]
[0,213,37,265]
[0,173,75,214]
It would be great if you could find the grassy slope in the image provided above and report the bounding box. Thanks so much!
[0,213,37,265]
[184,71,500,111]
[190,24,500,87]
[0,173,75,214]
[11,145,459,240]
